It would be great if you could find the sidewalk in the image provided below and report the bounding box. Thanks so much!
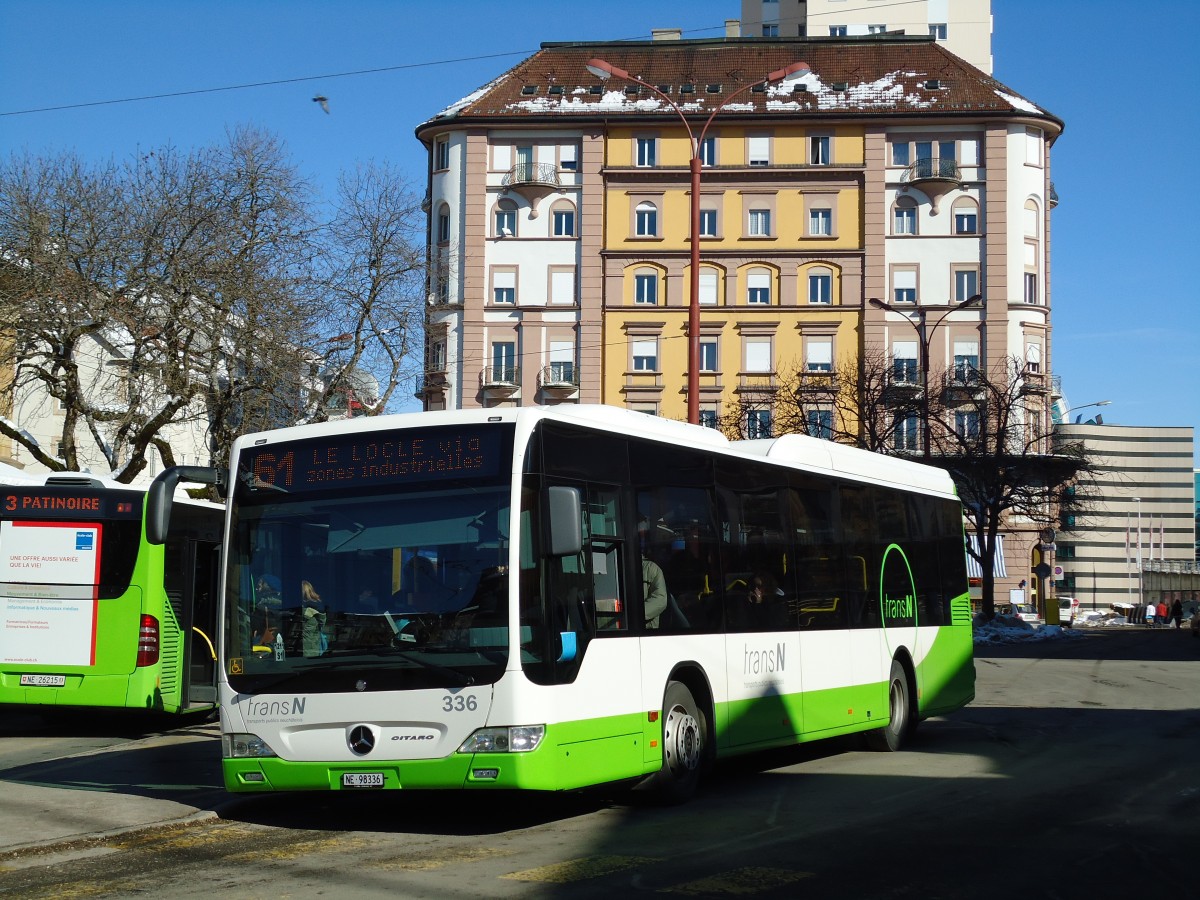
[0,723,229,857]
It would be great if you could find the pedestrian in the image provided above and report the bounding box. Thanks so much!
[1144,601,1156,628]
[1170,598,1183,628]
[1157,600,1168,627]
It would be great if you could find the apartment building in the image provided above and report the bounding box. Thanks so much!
[416,33,1057,425]
[740,0,993,73]
[1052,424,1199,613]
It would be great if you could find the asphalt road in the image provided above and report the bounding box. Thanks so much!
[1,626,1196,899]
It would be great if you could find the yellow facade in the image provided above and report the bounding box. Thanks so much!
[601,123,865,427]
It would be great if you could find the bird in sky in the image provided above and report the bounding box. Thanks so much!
[313,95,330,114]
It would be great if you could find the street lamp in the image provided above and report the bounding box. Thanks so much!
[586,57,811,425]
[1066,399,1111,423]
[868,293,982,459]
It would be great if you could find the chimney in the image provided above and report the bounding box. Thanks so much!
[652,28,682,41]
[725,19,741,38]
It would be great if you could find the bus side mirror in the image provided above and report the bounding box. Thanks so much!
[546,486,582,557]
[147,465,223,545]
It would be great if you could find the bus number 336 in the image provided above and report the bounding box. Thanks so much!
[443,694,478,712]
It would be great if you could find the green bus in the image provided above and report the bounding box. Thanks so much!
[0,470,222,714]
[160,406,973,799]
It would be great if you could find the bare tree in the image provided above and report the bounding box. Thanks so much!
[306,162,427,421]
[762,349,1096,618]
[0,131,429,482]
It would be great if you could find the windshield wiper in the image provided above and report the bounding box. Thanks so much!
[373,647,477,686]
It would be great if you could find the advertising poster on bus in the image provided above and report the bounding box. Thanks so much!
[0,521,101,666]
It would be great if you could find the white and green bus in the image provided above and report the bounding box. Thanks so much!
[180,406,973,799]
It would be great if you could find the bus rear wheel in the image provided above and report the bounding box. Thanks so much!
[654,681,706,803]
[865,660,913,752]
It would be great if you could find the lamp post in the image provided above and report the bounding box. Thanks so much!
[1066,399,1111,422]
[868,293,982,459]
[586,57,810,425]
[1135,495,1143,613]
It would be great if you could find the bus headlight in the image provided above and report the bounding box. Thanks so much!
[222,733,278,758]
[458,725,545,754]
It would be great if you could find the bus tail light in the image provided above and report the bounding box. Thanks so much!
[136,615,159,667]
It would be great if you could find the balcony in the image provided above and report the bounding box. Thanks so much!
[502,163,561,210]
[1020,368,1050,395]
[538,363,579,398]
[412,372,447,400]
[480,365,520,399]
[900,156,963,215]
[942,366,984,397]
[795,371,838,394]
[883,372,923,399]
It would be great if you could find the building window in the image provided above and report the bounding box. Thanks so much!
[747,269,772,305]
[632,339,658,371]
[955,410,980,440]
[1025,128,1043,166]
[805,340,833,373]
[745,339,773,373]
[952,197,979,235]
[699,340,718,371]
[893,199,917,235]
[762,24,779,37]
[492,270,516,305]
[698,408,719,430]
[490,342,516,383]
[747,135,770,166]
[699,136,717,167]
[748,208,771,237]
[868,24,887,34]
[892,341,918,384]
[437,210,450,244]
[699,208,718,237]
[1025,342,1042,375]
[636,137,657,167]
[955,269,979,303]
[953,341,979,383]
[549,341,575,384]
[808,269,833,305]
[635,201,659,237]
[807,409,833,440]
[559,144,578,172]
[893,268,917,304]
[634,271,658,305]
[929,23,947,40]
[552,207,576,237]
[808,208,832,236]
[550,269,576,305]
[747,409,772,439]
[809,135,831,165]
[429,340,446,371]
[434,136,449,171]
[894,413,919,451]
[828,25,847,37]
[1024,272,1039,305]
[699,268,719,305]
[891,141,910,167]
[494,201,517,237]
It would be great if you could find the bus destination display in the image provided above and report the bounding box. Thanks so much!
[241,424,511,492]
[2,490,142,520]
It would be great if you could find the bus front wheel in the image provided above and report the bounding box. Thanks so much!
[865,660,913,752]
[654,681,706,803]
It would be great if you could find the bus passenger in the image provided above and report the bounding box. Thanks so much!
[642,557,668,629]
[299,580,328,656]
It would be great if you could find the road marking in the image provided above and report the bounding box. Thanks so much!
[503,855,658,883]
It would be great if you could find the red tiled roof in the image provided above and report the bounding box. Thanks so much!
[422,37,1060,133]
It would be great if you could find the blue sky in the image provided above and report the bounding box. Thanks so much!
[2,1,1197,462]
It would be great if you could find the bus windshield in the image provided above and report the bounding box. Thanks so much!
[224,424,515,694]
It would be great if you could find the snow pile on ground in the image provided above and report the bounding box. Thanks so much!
[972,613,1085,645]
[1073,610,1129,627]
